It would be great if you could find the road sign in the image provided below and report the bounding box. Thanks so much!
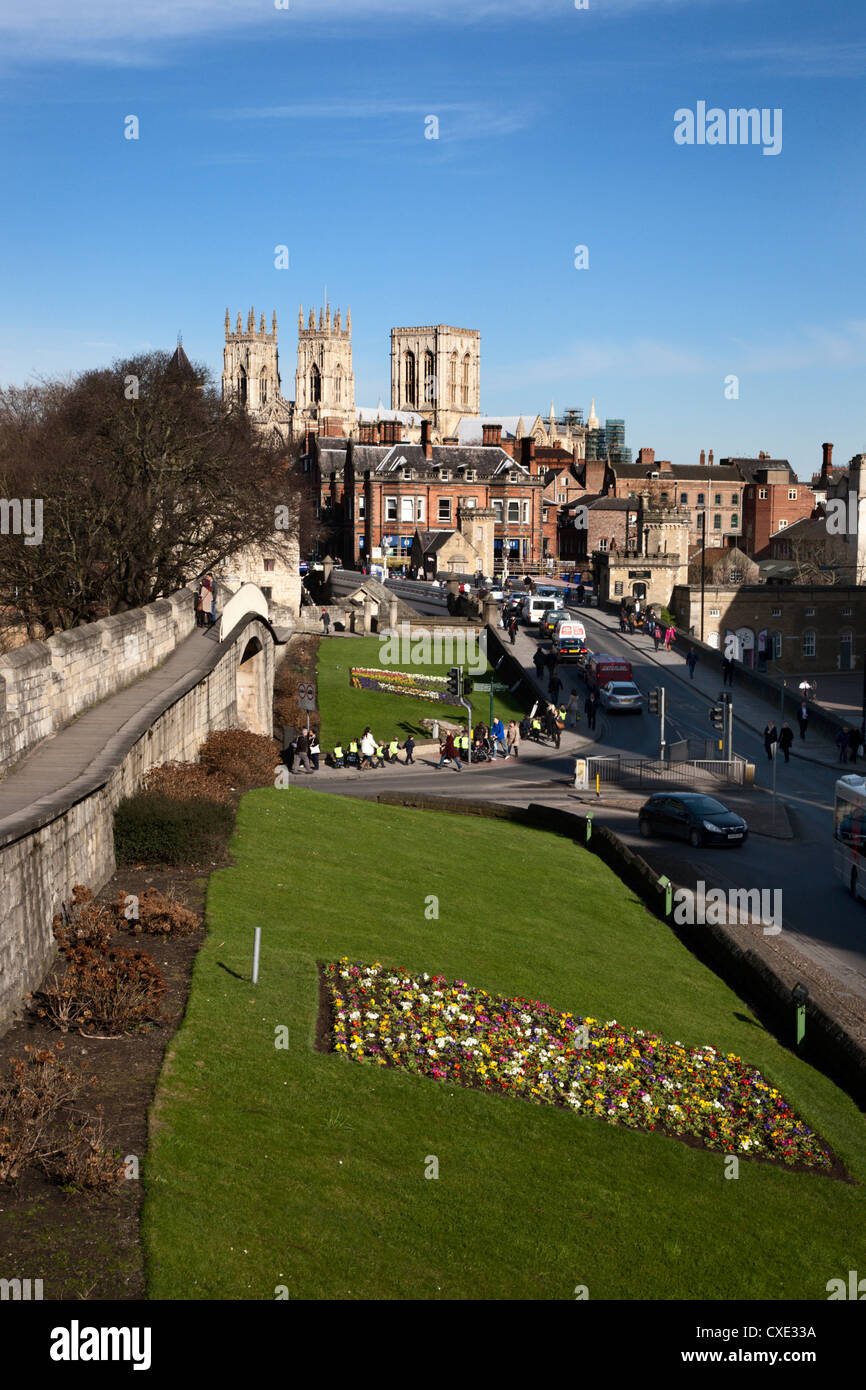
[473,682,508,694]
[297,682,317,711]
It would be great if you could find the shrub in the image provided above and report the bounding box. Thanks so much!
[0,1044,94,1184]
[33,942,166,1036]
[114,792,235,866]
[53,884,117,955]
[42,1113,125,1192]
[115,886,200,938]
[144,760,235,806]
[199,728,282,791]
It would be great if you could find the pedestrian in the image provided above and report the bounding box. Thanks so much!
[194,590,204,627]
[722,655,734,687]
[492,715,508,758]
[619,605,628,633]
[308,728,320,771]
[437,732,462,771]
[285,736,296,773]
[665,625,674,651]
[544,705,561,749]
[199,577,214,629]
[627,612,635,635]
[652,623,660,651]
[506,720,520,758]
[549,673,562,703]
[533,649,545,681]
[837,727,850,763]
[205,575,216,626]
[508,616,517,645]
[584,691,598,731]
[577,584,585,605]
[763,722,778,761]
[293,729,313,774]
[566,692,579,728]
[848,726,861,764]
[402,735,416,765]
[798,702,809,741]
[686,650,698,680]
[778,722,793,763]
[386,738,400,764]
[321,609,331,634]
[360,727,379,770]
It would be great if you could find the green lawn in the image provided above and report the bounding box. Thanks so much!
[315,635,525,748]
[142,788,866,1300]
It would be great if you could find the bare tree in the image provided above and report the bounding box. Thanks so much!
[0,352,306,635]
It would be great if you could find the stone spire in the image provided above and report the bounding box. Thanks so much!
[225,307,230,337]
[346,305,351,333]
[587,397,599,429]
[308,308,315,330]
[259,312,266,337]
[272,310,278,338]
[318,306,323,330]
[298,304,303,332]
[248,306,255,333]
[236,312,242,334]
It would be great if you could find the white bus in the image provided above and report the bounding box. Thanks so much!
[834,774,866,898]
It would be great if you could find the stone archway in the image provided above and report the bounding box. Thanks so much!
[236,635,268,734]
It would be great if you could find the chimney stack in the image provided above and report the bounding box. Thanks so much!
[708,449,714,467]
[822,442,834,477]
[637,447,655,467]
[421,419,433,459]
[520,435,536,468]
[700,449,706,468]
[482,423,503,448]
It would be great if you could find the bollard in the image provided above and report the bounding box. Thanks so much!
[657,875,672,917]
[252,927,262,985]
[585,813,592,844]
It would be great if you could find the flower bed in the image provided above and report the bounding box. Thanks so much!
[323,959,833,1170]
[349,668,452,702]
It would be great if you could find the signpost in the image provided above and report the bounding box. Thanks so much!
[297,680,317,734]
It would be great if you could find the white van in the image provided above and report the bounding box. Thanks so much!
[521,594,558,627]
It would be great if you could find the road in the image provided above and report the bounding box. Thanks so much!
[317,575,866,1010]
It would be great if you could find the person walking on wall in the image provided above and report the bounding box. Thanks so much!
[686,649,698,680]
[199,577,214,629]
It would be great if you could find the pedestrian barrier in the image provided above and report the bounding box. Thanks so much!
[585,755,748,788]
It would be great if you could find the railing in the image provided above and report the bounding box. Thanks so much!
[585,755,747,788]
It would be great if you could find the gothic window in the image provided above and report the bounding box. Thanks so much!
[449,352,457,406]
[238,364,247,407]
[405,351,417,407]
[335,367,343,405]
[310,363,322,404]
[462,353,471,408]
[424,351,436,405]
[260,369,268,405]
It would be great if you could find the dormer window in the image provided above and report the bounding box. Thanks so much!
[465,469,476,482]
[439,469,451,481]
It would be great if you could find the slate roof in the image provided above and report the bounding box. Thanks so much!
[721,457,796,482]
[456,415,541,444]
[611,463,742,484]
[414,530,457,556]
[318,438,537,481]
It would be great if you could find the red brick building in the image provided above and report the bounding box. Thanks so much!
[723,453,815,558]
[311,422,545,568]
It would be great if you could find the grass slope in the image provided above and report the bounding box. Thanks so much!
[143,788,866,1300]
[315,636,525,748]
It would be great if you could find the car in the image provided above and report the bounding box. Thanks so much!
[598,680,644,713]
[540,607,574,639]
[521,595,558,627]
[638,793,749,848]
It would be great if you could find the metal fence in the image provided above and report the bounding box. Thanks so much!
[585,755,747,788]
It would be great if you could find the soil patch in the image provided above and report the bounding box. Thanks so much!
[0,867,207,1300]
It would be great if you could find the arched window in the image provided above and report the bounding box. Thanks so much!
[449,352,457,405]
[423,351,436,405]
[259,369,268,405]
[334,366,343,405]
[238,364,247,407]
[462,353,471,407]
[405,351,417,406]
[310,363,322,404]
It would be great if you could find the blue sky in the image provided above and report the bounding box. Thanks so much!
[1,0,864,479]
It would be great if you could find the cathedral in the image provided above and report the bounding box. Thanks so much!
[221,303,587,454]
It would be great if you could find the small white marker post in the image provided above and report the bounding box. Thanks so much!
[252,927,262,985]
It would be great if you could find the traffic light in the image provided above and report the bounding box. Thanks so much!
[462,674,473,696]
[709,705,724,730]
[647,688,660,715]
[446,667,463,700]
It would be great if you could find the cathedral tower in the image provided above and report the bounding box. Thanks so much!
[222,307,280,411]
[295,302,355,428]
[390,324,480,438]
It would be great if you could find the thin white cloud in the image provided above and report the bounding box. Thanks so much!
[216,99,530,141]
[0,0,716,67]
